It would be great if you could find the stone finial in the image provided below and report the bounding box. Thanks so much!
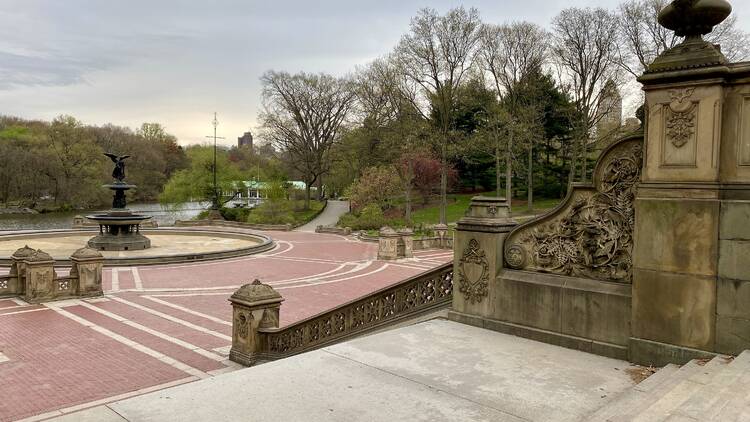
[230,279,283,307]
[71,247,104,260]
[645,0,732,74]
[658,0,732,38]
[11,245,35,259]
[26,249,54,263]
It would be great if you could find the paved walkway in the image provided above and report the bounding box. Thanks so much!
[296,200,350,232]
[0,230,452,422]
[64,319,636,422]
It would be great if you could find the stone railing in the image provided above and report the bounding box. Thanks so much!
[229,262,453,366]
[0,246,103,303]
[315,226,351,236]
[175,219,292,231]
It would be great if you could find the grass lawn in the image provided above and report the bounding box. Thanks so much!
[409,193,561,226]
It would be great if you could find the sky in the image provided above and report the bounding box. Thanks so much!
[1,0,749,147]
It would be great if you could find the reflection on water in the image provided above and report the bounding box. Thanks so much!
[0,202,209,231]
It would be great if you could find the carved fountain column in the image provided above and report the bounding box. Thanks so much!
[631,0,750,364]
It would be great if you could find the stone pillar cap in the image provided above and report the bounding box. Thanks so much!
[397,227,414,234]
[71,247,104,261]
[11,245,35,259]
[25,249,54,263]
[229,279,283,307]
[379,226,399,236]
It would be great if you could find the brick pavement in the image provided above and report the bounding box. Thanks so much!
[0,230,453,421]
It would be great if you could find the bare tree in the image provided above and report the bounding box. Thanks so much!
[477,21,548,203]
[617,0,750,77]
[259,71,356,210]
[394,6,482,225]
[552,7,621,183]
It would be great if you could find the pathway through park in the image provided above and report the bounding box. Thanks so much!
[0,229,452,422]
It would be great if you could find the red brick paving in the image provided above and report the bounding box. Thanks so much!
[0,230,452,421]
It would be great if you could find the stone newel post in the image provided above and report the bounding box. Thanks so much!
[450,197,516,319]
[70,247,104,297]
[377,226,400,260]
[229,279,284,366]
[9,245,35,295]
[23,249,56,304]
[398,228,414,259]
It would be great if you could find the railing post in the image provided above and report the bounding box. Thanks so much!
[377,226,400,260]
[9,245,35,296]
[229,279,284,366]
[434,224,449,249]
[398,228,414,258]
[23,249,56,304]
[70,247,104,297]
[450,197,516,320]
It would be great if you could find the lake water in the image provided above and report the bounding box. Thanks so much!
[0,202,209,231]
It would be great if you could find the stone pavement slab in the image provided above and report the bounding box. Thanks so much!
[71,319,635,422]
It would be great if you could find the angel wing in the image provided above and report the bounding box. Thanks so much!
[120,155,131,160]
[104,153,119,163]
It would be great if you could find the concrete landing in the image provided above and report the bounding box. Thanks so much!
[61,319,636,422]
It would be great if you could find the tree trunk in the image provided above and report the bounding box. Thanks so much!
[527,142,533,213]
[505,130,513,209]
[405,161,413,225]
[439,141,447,225]
[317,177,324,201]
[579,137,588,182]
[568,136,579,187]
[495,139,501,198]
[304,184,311,211]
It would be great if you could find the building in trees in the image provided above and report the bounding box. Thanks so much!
[238,131,253,150]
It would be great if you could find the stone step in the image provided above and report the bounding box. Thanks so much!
[584,362,691,422]
[669,351,750,421]
[631,356,730,422]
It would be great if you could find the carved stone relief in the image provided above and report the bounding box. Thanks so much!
[666,88,697,148]
[504,138,643,283]
[458,239,489,303]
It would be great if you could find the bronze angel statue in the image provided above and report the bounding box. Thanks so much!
[104,153,131,182]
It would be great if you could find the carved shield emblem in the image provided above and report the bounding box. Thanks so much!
[458,239,489,303]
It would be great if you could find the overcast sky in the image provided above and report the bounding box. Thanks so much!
[1,0,749,146]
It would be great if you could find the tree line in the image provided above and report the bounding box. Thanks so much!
[0,115,188,210]
[259,0,748,223]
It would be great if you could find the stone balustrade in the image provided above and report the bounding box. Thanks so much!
[229,263,454,366]
[0,245,104,303]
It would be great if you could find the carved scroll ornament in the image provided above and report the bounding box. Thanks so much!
[504,137,643,283]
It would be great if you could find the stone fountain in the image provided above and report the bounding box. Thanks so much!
[86,153,152,251]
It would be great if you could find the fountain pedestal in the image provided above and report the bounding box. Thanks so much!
[86,183,152,251]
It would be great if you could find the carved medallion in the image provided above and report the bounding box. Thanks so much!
[505,245,526,269]
[666,88,697,148]
[458,239,489,303]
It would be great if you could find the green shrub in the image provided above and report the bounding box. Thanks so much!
[247,200,295,225]
[336,204,386,231]
[220,207,251,222]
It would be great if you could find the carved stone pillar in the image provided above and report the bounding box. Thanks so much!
[23,249,56,304]
[434,224,449,249]
[398,228,414,259]
[449,197,516,319]
[229,279,284,366]
[8,245,34,296]
[70,247,104,298]
[377,226,400,260]
[631,0,750,365]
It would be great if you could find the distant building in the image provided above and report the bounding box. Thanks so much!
[238,131,253,151]
[595,80,623,139]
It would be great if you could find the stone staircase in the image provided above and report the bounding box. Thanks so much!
[586,351,750,421]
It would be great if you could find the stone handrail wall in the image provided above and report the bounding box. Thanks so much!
[315,226,352,235]
[503,134,643,283]
[175,219,293,231]
[0,246,103,303]
[229,262,453,366]
[261,263,452,359]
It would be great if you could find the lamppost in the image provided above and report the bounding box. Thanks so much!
[205,112,225,216]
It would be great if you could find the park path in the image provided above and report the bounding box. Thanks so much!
[295,200,350,232]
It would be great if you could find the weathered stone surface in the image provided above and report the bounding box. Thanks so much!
[719,200,750,240]
[629,337,716,367]
[715,315,750,355]
[718,239,750,281]
[229,280,283,366]
[560,286,630,346]
[634,196,719,276]
[717,277,750,319]
[494,275,562,333]
[632,268,715,350]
